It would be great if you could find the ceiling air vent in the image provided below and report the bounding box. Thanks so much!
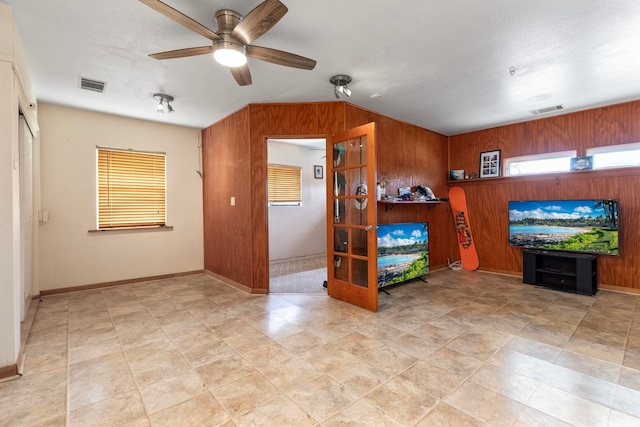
[530,105,564,115]
[79,77,107,93]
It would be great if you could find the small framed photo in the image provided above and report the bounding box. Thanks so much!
[449,170,465,180]
[570,156,593,171]
[479,150,501,178]
[314,165,323,179]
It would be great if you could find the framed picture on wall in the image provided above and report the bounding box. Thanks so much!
[479,150,501,178]
[314,165,323,179]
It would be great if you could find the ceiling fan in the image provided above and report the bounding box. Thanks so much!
[139,0,317,86]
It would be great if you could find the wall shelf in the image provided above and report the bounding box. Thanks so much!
[378,199,448,212]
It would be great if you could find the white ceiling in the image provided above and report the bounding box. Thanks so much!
[4,0,640,136]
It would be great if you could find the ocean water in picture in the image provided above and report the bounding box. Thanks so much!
[509,225,586,235]
[378,254,419,268]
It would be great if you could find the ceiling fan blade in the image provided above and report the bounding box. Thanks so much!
[246,45,316,70]
[231,0,288,45]
[139,0,220,41]
[149,46,213,60]
[230,65,252,86]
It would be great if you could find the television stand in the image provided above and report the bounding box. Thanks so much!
[522,250,597,295]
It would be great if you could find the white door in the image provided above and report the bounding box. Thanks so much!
[19,115,33,321]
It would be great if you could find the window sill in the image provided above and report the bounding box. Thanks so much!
[88,225,174,233]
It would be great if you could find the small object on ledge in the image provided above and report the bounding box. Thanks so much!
[450,170,465,180]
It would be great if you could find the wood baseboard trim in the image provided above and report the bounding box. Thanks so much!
[0,363,18,381]
[40,270,205,296]
[477,269,640,295]
[598,283,640,295]
[204,271,267,294]
[432,265,521,278]
[477,268,522,277]
[0,349,23,381]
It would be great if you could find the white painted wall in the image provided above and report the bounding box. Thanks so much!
[38,104,204,291]
[268,140,326,261]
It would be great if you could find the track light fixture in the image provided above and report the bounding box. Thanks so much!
[153,93,175,114]
[330,74,352,99]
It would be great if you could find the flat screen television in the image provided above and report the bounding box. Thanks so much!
[377,222,429,288]
[509,199,619,255]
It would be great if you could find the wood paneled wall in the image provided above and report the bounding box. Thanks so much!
[449,99,640,291]
[202,102,346,292]
[248,103,346,292]
[344,105,452,269]
[201,108,252,288]
[202,101,452,292]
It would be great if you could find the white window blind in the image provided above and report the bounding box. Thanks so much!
[97,148,166,228]
[268,164,302,204]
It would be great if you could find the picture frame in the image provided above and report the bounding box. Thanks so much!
[314,165,323,179]
[479,149,501,178]
[449,169,465,180]
[570,156,593,171]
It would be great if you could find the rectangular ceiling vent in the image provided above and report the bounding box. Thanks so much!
[79,77,107,93]
[530,105,564,115]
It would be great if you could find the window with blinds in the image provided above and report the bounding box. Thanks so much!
[268,163,302,204]
[97,148,166,229]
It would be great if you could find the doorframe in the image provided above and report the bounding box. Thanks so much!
[263,134,332,294]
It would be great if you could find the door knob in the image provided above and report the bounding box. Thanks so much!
[365,225,373,231]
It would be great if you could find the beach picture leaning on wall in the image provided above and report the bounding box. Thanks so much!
[508,199,619,255]
[377,222,429,288]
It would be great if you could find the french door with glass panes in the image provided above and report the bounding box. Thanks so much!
[326,123,378,312]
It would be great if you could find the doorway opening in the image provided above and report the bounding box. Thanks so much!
[267,138,327,294]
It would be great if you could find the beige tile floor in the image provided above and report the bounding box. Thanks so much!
[2,269,640,426]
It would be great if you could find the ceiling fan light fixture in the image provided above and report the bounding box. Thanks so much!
[213,40,247,67]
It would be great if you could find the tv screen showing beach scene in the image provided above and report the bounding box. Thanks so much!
[509,199,619,255]
[377,222,429,288]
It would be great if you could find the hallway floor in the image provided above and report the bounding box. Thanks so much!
[2,269,640,426]
[269,254,327,294]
